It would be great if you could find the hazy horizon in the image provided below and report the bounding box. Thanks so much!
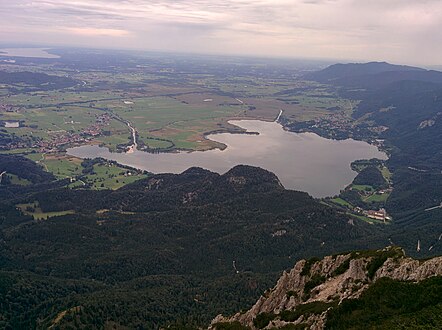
[2,1,442,66]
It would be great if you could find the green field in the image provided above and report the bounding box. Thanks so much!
[1,105,128,142]
[97,133,132,151]
[143,138,174,149]
[22,153,148,190]
[364,192,390,203]
[2,92,245,152]
[95,96,244,150]
[380,166,392,181]
[330,198,353,208]
[5,174,31,186]
[351,184,374,192]
[36,154,82,178]
[16,202,75,220]
[3,90,119,108]
[84,163,148,190]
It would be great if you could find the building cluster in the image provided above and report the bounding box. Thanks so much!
[0,103,19,113]
[0,112,113,152]
[82,113,111,137]
[369,126,389,134]
[37,133,88,152]
[311,112,354,132]
[353,207,392,222]
[38,113,112,152]
[365,208,392,222]
[0,138,31,151]
[297,112,389,143]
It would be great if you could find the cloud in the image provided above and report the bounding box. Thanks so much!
[65,27,130,37]
[1,0,442,65]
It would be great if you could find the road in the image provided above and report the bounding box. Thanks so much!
[425,202,442,212]
[36,153,49,171]
[429,233,442,251]
[0,171,6,184]
[275,109,283,122]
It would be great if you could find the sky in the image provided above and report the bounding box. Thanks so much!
[1,0,442,65]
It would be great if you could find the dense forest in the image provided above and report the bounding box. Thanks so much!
[0,154,55,183]
[0,71,77,92]
[0,165,392,328]
[326,276,442,329]
[352,166,387,189]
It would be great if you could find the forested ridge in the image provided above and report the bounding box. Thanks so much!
[0,71,77,91]
[355,79,442,235]
[1,164,390,329]
[308,62,442,247]
[326,276,442,329]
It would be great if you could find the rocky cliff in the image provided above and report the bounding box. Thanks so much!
[211,247,442,329]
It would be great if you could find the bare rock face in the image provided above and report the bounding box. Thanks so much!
[210,247,442,330]
[375,256,442,281]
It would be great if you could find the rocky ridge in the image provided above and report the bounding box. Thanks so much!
[210,247,442,329]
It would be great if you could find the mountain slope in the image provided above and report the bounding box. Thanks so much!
[305,62,442,89]
[0,165,388,329]
[303,62,442,254]
[0,70,77,91]
[307,62,423,80]
[211,247,442,330]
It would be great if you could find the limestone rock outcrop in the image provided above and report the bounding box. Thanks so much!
[210,247,442,330]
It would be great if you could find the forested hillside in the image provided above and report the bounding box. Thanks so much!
[211,247,442,330]
[0,165,388,329]
[0,71,77,91]
[305,62,442,249]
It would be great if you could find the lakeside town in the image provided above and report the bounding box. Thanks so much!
[286,110,389,145]
[0,107,114,152]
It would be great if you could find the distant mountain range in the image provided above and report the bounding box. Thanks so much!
[305,61,442,89]
[0,70,77,91]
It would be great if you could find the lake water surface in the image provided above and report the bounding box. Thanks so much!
[67,120,387,197]
[0,48,60,59]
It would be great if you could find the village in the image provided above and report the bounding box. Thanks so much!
[0,105,114,152]
[37,113,113,152]
[0,103,17,113]
[289,109,390,145]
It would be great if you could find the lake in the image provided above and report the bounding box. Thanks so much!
[0,48,60,59]
[67,120,387,197]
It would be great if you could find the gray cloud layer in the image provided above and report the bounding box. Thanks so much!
[1,0,442,65]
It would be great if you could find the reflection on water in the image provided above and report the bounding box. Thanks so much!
[67,120,387,197]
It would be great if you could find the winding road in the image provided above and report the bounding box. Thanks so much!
[425,202,442,212]
[0,171,6,184]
